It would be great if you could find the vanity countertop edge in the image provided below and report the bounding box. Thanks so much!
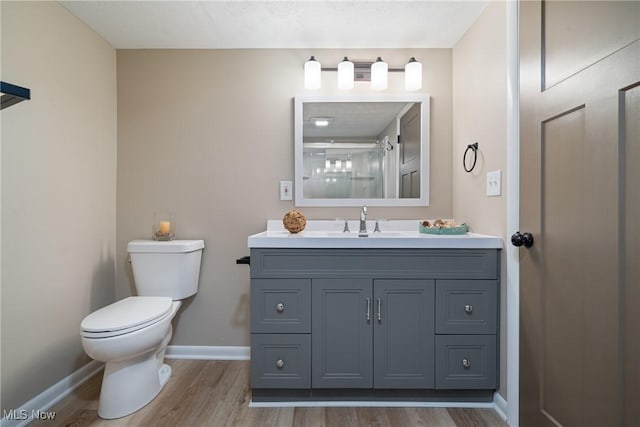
[248,220,503,249]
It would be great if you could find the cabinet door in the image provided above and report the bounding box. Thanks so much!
[373,279,435,388]
[312,279,373,388]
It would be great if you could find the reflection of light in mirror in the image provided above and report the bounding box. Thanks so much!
[325,160,330,169]
[316,168,321,174]
[346,160,352,169]
[314,119,329,127]
[335,160,342,168]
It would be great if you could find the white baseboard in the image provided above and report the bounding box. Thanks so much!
[0,361,103,427]
[165,345,250,360]
[493,391,508,421]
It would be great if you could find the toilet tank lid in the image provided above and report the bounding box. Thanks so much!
[128,240,205,253]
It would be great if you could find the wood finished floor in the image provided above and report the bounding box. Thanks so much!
[31,360,508,427]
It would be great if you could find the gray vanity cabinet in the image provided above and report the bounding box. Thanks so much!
[249,248,500,401]
[312,279,373,388]
[311,279,435,389]
[373,279,435,388]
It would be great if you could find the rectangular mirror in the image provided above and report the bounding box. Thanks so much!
[294,95,430,207]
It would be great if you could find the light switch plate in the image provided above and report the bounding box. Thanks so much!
[280,181,293,200]
[486,170,502,197]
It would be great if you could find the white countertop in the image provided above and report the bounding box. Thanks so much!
[248,220,503,249]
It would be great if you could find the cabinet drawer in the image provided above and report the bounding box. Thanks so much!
[435,280,497,334]
[251,334,311,389]
[251,279,311,333]
[435,335,497,389]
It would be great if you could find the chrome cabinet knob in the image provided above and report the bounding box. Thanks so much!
[276,303,285,313]
[276,359,285,369]
[462,358,471,369]
[464,304,473,314]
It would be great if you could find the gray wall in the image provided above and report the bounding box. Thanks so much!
[1,1,117,411]
[116,48,453,346]
[452,0,508,396]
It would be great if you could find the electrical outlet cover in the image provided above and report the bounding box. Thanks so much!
[486,170,502,197]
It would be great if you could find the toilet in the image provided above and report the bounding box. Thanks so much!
[80,239,204,419]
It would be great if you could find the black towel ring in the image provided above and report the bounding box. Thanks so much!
[463,142,479,173]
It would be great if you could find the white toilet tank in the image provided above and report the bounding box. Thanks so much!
[127,240,205,300]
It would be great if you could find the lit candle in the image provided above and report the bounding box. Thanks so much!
[158,221,171,234]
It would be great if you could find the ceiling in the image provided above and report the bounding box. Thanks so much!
[60,1,489,49]
[304,101,409,139]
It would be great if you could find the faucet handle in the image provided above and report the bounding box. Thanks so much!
[374,219,387,233]
[336,218,350,233]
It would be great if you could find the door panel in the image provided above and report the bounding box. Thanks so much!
[311,279,372,388]
[373,280,434,388]
[520,1,639,426]
[540,108,586,425]
[543,1,639,88]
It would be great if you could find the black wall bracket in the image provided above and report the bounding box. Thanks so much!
[1,81,31,110]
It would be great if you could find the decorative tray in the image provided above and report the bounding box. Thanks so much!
[418,220,468,235]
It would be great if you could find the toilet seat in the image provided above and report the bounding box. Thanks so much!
[81,296,173,339]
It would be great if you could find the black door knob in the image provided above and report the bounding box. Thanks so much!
[511,231,534,248]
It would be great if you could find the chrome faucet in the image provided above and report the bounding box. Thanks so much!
[359,206,368,234]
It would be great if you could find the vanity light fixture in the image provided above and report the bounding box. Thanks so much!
[304,56,322,90]
[370,57,388,91]
[337,57,354,90]
[303,56,422,91]
[404,57,422,91]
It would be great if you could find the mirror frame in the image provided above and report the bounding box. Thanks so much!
[294,94,431,207]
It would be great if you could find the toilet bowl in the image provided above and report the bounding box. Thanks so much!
[81,297,181,419]
[80,240,204,419]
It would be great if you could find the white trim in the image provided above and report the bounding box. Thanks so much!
[505,1,520,426]
[250,400,497,409]
[493,391,508,421]
[251,392,509,417]
[0,361,103,427]
[165,345,250,360]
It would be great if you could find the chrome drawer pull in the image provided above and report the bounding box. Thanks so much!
[366,298,371,321]
[377,298,382,321]
[464,304,473,314]
[276,303,285,313]
[276,359,285,369]
[462,358,471,369]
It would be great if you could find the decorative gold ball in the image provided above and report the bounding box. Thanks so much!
[283,209,307,233]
